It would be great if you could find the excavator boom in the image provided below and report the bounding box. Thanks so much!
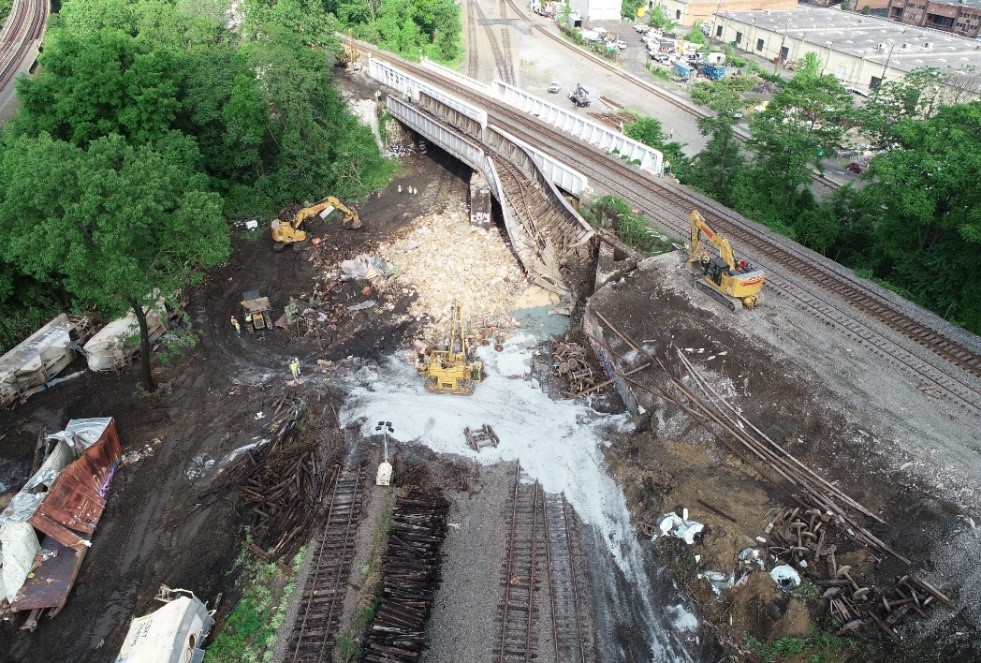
[271,195,361,251]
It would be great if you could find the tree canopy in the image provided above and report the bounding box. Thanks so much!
[675,51,981,333]
[0,0,394,357]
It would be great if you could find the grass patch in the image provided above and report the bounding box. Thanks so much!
[745,628,857,662]
[334,488,395,662]
[581,194,676,255]
[788,579,820,601]
[206,544,305,663]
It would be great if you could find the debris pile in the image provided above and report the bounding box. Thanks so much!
[196,393,343,559]
[362,486,449,662]
[464,425,499,451]
[763,507,952,638]
[373,203,528,339]
[552,341,600,397]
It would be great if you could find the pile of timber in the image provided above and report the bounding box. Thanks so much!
[196,393,343,559]
[584,310,954,635]
[363,487,449,662]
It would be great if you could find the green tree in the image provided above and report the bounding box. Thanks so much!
[862,67,950,149]
[849,103,981,332]
[0,133,229,390]
[648,6,675,31]
[622,115,690,180]
[687,83,746,207]
[684,23,706,45]
[739,52,853,233]
[621,0,644,20]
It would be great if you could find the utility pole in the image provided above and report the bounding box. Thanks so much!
[773,13,793,73]
[874,40,897,99]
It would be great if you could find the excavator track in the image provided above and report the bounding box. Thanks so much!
[695,279,740,311]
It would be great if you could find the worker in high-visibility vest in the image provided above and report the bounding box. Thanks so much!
[230,315,241,334]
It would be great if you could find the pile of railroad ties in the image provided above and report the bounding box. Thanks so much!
[764,507,951,638]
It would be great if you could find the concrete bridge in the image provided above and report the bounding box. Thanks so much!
[368,58,664,296]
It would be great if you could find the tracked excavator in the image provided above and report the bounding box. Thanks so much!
[686,210,765,310]
[271,196,361,252]
[417,302,484,395]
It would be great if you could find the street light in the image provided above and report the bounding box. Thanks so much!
[822,40,833,76]
[375,420,394,486]
[874,39,897,99]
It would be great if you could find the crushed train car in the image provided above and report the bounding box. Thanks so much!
[115,586,214,663]
[0,417,122,626]
[0,314,77,406]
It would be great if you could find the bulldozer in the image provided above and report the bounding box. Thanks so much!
[271,196,361,252]
[241,290,274,331]
[686,210,765,310]
[417,302,484,395]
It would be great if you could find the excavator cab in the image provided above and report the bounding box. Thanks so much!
[686,210,765,310]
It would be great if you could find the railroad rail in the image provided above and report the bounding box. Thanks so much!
[472,0,515,86]
[286,459,369,663]
[367,51,981,412]
[466,0,479,78]
[0,0,47,93]
[543,493,592,663]
[497,466,545,663]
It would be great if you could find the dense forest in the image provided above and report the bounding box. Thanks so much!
[0,0,404,353]
[628,53,981,335]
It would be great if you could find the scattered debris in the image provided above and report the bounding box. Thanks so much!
[464,425,500,451]
[195,393,343,559]
[770,564,801,589]
[655,509,704,545]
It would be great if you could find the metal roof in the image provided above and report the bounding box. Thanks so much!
[717,7,981,74]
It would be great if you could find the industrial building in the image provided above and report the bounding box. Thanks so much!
[715,7,981,96]
[570,0,622,21]
[887,0,981,38]
[655,0,797,28]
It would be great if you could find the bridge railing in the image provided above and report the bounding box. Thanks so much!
[492,81,663,174]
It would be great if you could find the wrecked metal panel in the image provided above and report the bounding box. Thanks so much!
[9,538,86,613]
[0,314,75,405]
[30,419,121,544]
[46,417,115,452]
[0,523,40,603]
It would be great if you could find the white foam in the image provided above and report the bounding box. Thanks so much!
[338,333,697,659]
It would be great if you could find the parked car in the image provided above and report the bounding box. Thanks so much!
[548,81,561,93]
[650,52,671,63]
[615,39,627,50]
[846,161,867,174]
[635,24,650,33]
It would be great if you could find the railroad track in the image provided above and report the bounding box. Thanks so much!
[472,0,515,86]
[285,458,369,663]
[466,0,479,78]
[0,0,48,92]
[368,53,980,410]
[543,493,592,663]
[497,466,544,663]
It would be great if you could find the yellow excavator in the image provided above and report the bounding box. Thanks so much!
[417,302,484,395]
[271,196,361,252]
[687,210,765,310]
